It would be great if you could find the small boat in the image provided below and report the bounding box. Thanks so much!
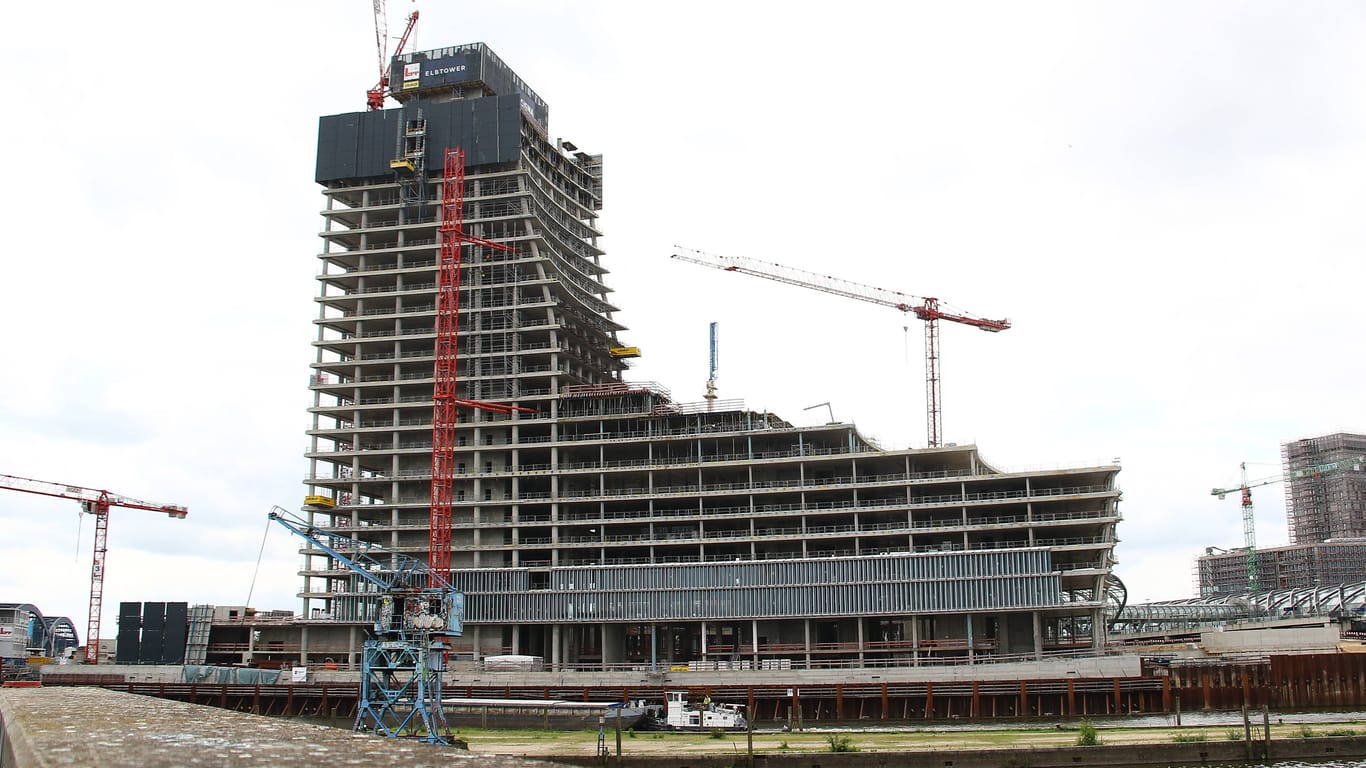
[662,690,747,731]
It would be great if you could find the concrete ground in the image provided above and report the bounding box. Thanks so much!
[0,686,563,768]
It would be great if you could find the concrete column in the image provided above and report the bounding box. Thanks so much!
[601,623,621,667]
[751,619,759,665]
[700,621,708,656]
[1032,611,1043,660]
[856,619,865,664]
[967,614,975,664]
[803,619,811,667]
[512,625,521,655]
[911,616,920,665]
[552,624,561,670]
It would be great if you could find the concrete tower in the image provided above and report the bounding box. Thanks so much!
[302,42,1122,669]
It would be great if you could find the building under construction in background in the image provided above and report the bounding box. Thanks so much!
[1197,433,1366,597]
[298,41,1122,671]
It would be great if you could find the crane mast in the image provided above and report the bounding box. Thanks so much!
[430,148,530,586]
[672,248,1009,447]
[705,321,719,407]
[1211,462,1284,595]
[0,473,186,664]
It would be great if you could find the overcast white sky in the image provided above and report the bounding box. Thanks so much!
[1,2,1362,640]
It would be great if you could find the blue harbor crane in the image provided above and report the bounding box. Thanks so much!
[268,508,464,745]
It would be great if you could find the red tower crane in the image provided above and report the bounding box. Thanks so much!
[429,148,531,585]
[0,473,187,663]
[671,247,1010,448]
[368,3,419,111]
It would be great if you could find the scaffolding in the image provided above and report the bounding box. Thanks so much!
[1197,540,1366,596]
[1282,433,1366,544]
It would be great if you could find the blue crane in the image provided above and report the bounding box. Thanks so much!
[268,508,464,745]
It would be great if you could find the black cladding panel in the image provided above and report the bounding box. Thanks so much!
[114,631,140,664]
[162,603,188,665]
[315,96,523,184]
[118,602,141,629]
[141,602,166,632]
[138,630,163,665]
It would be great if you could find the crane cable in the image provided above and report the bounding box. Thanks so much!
[245,515,273,610]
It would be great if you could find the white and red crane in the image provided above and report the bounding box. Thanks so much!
[368,2,419,111]
[0,473,186,663]
[672,247,1010,448]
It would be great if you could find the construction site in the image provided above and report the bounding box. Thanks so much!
[1197,433,1366,598]
[281,32,1133,673]
[9,10,1366,757]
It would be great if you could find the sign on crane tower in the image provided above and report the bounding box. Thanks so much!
[671,247,1010,448]
[0,473,187,664]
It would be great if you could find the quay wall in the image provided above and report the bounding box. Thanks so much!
[558,737,1366,768]
[36,653,1366,724]
[0,686,559,768]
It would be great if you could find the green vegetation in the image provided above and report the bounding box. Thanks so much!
[1225,728,1243,741]
[1076,719,1100,746]
[1291,725,1358,738]
[1171,731,1207,743]
[708,728,725,740]
[777,740,790,750]
[1324,727,1358,737]
[825,734,859,752]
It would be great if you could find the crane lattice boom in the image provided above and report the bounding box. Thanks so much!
[0,474,187,517]
[1210,462,1283,595]
[671,247,1010,447]
[367,4,418,111]
[0,473,186,664]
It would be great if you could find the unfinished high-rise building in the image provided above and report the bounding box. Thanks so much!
[1283,433,1366,545]
[1196,433,1366,597]
[298,42,1123,669]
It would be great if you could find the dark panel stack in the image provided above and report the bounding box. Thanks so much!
[138,602,165,665]
[115,602,141,665]
[162,602,189,664]
[315,98,522,184]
